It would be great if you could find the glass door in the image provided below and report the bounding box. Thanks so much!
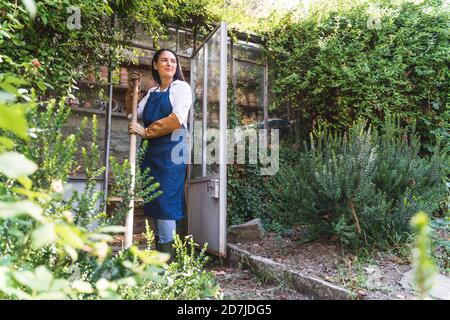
[188,22,228,256]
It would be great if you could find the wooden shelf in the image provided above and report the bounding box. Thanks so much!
[109,196,144,203]
[77,80,148,93]
[69,106,127,118]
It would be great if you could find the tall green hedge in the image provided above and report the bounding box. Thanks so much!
[264,0,449,152]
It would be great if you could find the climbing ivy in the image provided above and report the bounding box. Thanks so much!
[0,0,217,96]
[263,0,449,152]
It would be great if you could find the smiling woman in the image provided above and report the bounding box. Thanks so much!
[125,48,192,261]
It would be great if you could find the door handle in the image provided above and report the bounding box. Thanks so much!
[207,179,219,198]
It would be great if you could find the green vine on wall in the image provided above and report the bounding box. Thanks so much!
[263,0,449,153]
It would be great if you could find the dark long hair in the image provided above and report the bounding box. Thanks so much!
[151,48,185,84]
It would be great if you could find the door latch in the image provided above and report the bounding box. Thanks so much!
[207,179,219,198]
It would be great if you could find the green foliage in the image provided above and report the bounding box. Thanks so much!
[0,75,170,299]
[334,256,372,292]
[206,0,290,33]
[227,164,270,226]
[0,0,217,96]
[18,99,83,189]
[0,74,217,300]
[264,0,450,152]
[119,231,222,300]
[430,206,450,275]
[8,89,160,230]
[267,116,449,250]
[410,211,438,299]
[108,156,162,226]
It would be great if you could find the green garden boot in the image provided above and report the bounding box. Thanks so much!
[157,240,175,264]
[154,236,160,251]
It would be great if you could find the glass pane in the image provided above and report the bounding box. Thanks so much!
[178,56,190,84]
[234,60,265,127]
[234,41,264,63]
[179,29,194,56]
[227,40,236,129]
[191,47,204,179]
[206,31,221,176]
[195,31,207,50]
[157,28,177,51]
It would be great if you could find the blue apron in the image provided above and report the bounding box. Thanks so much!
[140,82,187,221]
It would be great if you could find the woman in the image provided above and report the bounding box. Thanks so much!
[125,48,192,260]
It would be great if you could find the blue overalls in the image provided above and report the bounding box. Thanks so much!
[140,82,187,222]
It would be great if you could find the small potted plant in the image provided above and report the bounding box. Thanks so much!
[119,67,128,87]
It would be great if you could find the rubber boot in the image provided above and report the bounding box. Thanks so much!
[154,236,160,251]
[157,240,175,264]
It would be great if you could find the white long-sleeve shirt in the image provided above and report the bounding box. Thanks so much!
[137,80,192,129]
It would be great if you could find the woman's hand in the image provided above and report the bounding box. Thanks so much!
[128,122,148,138]
[128,71,141,90]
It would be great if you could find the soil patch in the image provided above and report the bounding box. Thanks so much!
[111,234,150,250]
[233,227,415,300]
[110,230,416,299]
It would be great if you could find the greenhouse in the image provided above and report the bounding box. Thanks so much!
[64,22,271,257]
[0,0,448,302]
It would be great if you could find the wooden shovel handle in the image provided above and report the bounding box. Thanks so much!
[124,77,140,249]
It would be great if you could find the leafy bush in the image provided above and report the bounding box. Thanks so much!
[227,164,270,226]
[227,142,316,233]
[265,0,450,152]
[268,116,449,250]
[119,226,222,300]
[430,216,450,275]
[0,74,169,299]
